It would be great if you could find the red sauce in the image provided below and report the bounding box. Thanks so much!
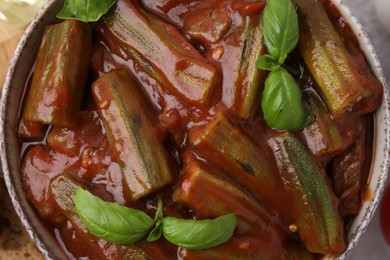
[18,0,382,258]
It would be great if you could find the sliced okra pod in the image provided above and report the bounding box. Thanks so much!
[294,0,383,118]
[24,19,92,126]
[92,70,174,200]
[50,175,149,259]
[189,112,283,208]
[270,133,346,255]
[301,90,351,163]
[98,0,218,105]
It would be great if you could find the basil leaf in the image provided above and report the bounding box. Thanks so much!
[162,213,237,250]
[263,0,299,61]
[261,68,309,131]
[75,187,154,244]
[57,0,117,22]
[147,219,162,242]
[255,54,281,71]
[148,196,164,242]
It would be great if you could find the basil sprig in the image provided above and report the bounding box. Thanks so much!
[256,0,310,131]
[57,0,117,22]
[75,187,237,249]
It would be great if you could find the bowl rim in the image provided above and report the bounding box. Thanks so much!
[0,0,67,259]
[1,0,389,259]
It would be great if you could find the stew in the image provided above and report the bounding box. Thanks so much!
[18,0,383,258]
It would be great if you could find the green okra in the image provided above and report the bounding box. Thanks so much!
[331,116,371,217]
[302,90,350,161]
[92,70,173,201]
[17,118,46,141]
[294,0,383,118]
[50,175,149,259]
[270,133,345,255]
[189,112,282,207]
[175,161,286,236]
[24,19,92,126]
[98,0,217,105]
[227,13,267,119]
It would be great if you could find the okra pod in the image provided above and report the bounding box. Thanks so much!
[92,70,173,200]
[270,133,345,255]
[24,19,92,126]
[189,112,282,207]
[47,111,104,157]
[50,175,149,259]
[294,0,383,118]
[175,161,286,236]
[98,0,218,105]
[17,118,46,141]
[331,116,372,217]
[220,13,267,119]
[301,90,351,163]
[179,236,313,260]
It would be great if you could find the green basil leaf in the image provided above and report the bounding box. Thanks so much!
[162,213,237,250]
[147,219,162,242]
[57,0,117,22]
[255,54,281,71]
[75,187,154,244]
[263,0,299,60]
[148,195,164,242]
[261,68,309,131]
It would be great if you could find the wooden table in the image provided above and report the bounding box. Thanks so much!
[0,21,44,260]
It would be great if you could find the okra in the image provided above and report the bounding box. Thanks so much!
[92,70,173,200]
[189,112,281,206]
[98,0,218,105]
[331,116,371,217]
[301,90,350,162]
[47,111,104,157]
[175,161,286,236]
[270,133,345,255]
[220,13,267,119]
[50,175,149,259]
[180,236,313,260]
[24,19,92,126]
[294,0,383,118]
[17,118,46,141]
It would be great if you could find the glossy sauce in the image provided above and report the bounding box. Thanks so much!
[19,0,380,258]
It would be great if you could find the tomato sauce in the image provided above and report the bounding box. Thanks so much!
[18,0,382,258]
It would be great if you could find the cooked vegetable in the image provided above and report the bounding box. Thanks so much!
[91,70,173,200]
[256,0,309,131]
[302,90,351,162]
[331,116,372,217]
[175,160,288,253]
[50,175,150,259]
[294,0,383,118]
[162,214,236,250]
[189,112,282,206]
[24,19,92,127]
[228,12,267,119]
[19,0,382,258]
[97,0,218,105]
[17,118,46,141]
[57,0,117,22]
[270,133,346,255]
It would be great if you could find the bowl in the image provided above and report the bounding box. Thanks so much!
[1,0,389,259]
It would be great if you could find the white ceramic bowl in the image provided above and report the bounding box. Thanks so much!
[1,0,389,259]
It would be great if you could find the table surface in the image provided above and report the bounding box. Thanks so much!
[0,1,389,259]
